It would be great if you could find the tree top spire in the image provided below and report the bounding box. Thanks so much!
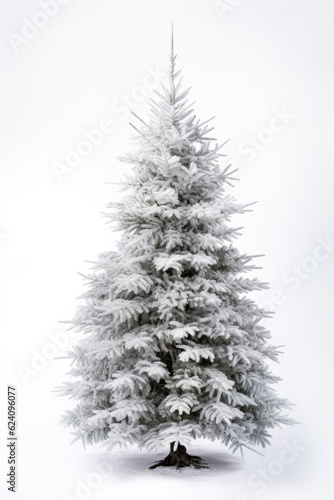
[171,22,174,61]
[169,22,176,102]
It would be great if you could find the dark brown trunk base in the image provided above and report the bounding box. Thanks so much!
[149,442,209,470]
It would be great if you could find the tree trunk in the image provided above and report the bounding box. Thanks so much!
[149,441,208,470]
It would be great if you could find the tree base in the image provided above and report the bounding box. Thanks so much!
[149,442,209,470]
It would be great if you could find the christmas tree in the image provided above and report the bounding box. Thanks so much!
[58,32,294,469]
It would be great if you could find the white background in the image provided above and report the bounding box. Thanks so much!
[1,0,334,499]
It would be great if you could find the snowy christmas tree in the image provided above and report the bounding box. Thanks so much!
[58,33,294,469]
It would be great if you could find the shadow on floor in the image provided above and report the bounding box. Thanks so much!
[93,446,244,479]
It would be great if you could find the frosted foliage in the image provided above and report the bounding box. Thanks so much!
[58,47,294,454]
